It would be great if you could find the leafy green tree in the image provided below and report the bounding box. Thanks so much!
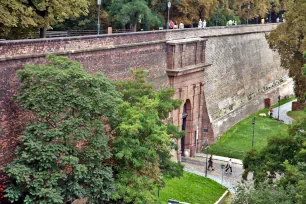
[243,117,306,181]
[242,116,306,203]
[304,52,306,108]
[53,0,112,31]
[232,0,287,21]
[0,0,89,39]
[208,8,241,26]
[232,181,296,204]
[109,0,163,31]
[4,55,121,203]
[112,69,184,203]
[267,0,306,104]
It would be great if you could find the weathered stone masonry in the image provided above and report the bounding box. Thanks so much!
[0,24,293,166]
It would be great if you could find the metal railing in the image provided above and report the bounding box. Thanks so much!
[20,29,133,39]
[68,29,132,36]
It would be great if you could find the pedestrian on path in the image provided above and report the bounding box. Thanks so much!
[269,108,273,118]
[208,155,214,171]
[225,159,232,173]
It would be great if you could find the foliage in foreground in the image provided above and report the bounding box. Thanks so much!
[267,0,306,103]
[4,55,121,203]
[241,117,306,204]
[159,172,226,204]
[112,69,184,203]
[232,182,296,204]
[2,55,184,203]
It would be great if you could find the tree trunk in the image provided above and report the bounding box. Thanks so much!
[131,24,137,32]
[39,27,46,38]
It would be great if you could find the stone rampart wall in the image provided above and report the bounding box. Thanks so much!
[0,24,293,167]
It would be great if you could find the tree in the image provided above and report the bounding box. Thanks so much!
[242,116,306,203]
[232,182,296,204]
[109,0,162,32]
[267,0,306,103]
[112,69,184,203]
[159,0,219,26]
[207,7,241,27]
[0,0,89,39]
[232,0,287,22]
[53,0,112,31]
[4,55,121,203]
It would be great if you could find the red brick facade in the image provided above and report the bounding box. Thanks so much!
[166,38,213,161]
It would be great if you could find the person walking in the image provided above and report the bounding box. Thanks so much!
[269,108,274,118]
[261,18,265,24]
[179,22,184,29]
[208,155,214,171]
[229,19,233,26]
[225,159,232,173]
[203,19,207,28]
[198,19,203,28]
[169,20,174,29]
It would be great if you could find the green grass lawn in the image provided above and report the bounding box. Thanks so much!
[287,110,306,120]
[271,95,296,108]
[159,172,226,204]
[207,97,296,160]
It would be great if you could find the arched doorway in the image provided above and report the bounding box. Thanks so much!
[181,99,191,156]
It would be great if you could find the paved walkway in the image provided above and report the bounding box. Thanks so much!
[182,154,252,193]
[269,99,297,124]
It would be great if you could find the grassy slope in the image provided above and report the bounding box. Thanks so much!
[207,97,296,159]
[159,172,226,204]
[287,110,306,120]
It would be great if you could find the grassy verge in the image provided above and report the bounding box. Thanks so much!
[207,97,295,160]
[159,172,226,204]
[223,192,233,204]
[271,95,296,108]
[287,110,305,120]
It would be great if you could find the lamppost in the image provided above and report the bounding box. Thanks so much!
[278,95,281,121]
[269,4,272,23]
[247,4,250,24]
[221,164,225,185]
[216,4,219,26]
[167,1,171,29]
[204,145,210,177]
[97,0,101,34]
[252,116,256,147]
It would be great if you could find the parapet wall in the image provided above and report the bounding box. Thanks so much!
[0,24,293,167]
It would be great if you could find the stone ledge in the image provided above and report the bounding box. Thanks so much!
[166,63,211,76]
[0,40,167,62]
[0,23,279,45]
[167,37,207,45]
[214,190,229,204]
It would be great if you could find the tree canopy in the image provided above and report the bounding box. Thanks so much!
[109,0,163,32]
[4,55,121,203]
[0,0,89,39]
[1,0,289,39]
[267,0,306,103]
[112,69,184,203]
[3,57,184,203]
[241,117,306,204]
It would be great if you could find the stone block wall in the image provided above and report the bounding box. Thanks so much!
[203,30,293,137]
